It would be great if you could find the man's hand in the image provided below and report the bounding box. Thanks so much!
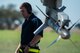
[24,46,30,53]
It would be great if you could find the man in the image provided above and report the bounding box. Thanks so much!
[15,2,43,53]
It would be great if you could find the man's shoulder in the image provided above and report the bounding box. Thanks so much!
[32,17,42,23]
[32,16,42,22]
[30,13,42,24]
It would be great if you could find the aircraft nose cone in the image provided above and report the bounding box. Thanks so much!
[60,29,70,39]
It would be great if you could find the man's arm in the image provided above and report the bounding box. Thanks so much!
[29,18,43,47]
[29,35,42,46]
[24,35,42,53]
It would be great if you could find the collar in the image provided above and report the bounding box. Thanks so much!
[25,13,35,21]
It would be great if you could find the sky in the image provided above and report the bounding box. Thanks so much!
[0,0,80,23]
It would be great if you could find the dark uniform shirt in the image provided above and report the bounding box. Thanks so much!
[21,13,43,45]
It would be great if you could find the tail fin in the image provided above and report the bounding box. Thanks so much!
[58,6,66,12]
[47,36,61,48]
[34,23,47,35]
[68,18,80,30]
[36,5,48,18]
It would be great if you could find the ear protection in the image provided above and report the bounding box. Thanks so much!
[22,2,32,14]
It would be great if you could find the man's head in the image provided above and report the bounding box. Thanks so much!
[20,2,32,18]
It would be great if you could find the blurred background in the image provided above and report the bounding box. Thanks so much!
[0,0,80,53]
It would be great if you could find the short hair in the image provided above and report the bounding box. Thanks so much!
[21,2,32,14]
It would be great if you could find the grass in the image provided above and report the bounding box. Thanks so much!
[0,30,20,53]
[40,31,80,53]
[0,30,80,53]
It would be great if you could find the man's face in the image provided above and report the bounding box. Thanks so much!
[20,6,29,18]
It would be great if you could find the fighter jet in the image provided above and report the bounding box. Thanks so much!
[34,0,80,47]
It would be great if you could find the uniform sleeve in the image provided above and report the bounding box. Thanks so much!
[32,18,43,37]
